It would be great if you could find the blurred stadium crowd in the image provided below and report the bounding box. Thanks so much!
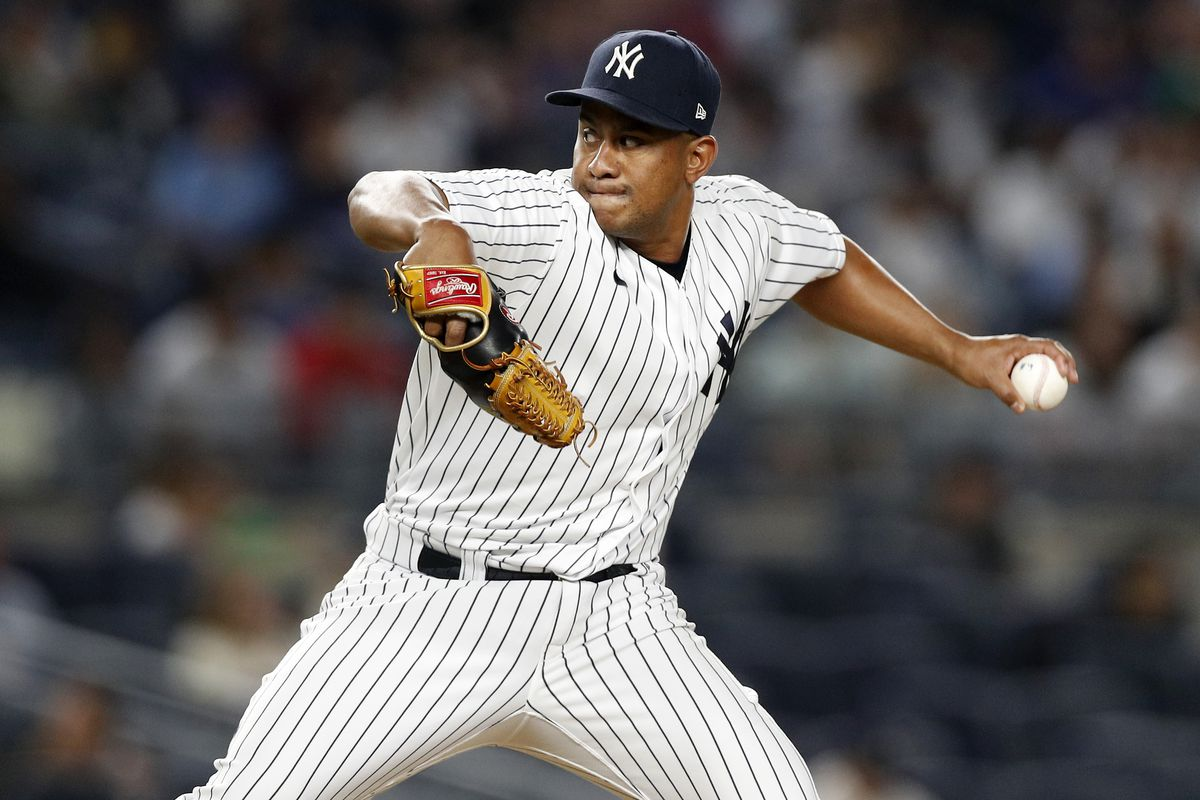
[1,0,1199,798]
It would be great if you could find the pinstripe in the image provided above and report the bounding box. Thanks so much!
[285,577,482,795]
[599,634,708,798]
[218,607,374,796]
[665,627,774,798]
[261,602,420,800]
[555,641,680,799]
[534,673,639,793]
[447,213,596,542]
[383,587,558,776]
[254,582,471,798]
[404,398,491,524]
[662,627,770,798]
[521,570,821,800]
[392,584,549,768]
[212,606,369,794]
[667,625,813,799]
[633,633,730,797]
[340,579,497,795]
[323,584,539,799]
[186,567,822,800]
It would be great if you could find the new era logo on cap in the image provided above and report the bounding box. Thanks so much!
[545,29,721,136]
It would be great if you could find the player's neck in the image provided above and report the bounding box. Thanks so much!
[642,226,691,281]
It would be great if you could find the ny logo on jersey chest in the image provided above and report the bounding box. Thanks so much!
[701,301,750,404]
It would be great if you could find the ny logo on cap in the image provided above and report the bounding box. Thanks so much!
[605,40,644,80]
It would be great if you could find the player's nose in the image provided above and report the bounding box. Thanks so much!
[588,141,618,178]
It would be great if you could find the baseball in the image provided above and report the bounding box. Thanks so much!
[1011,353,1068,410]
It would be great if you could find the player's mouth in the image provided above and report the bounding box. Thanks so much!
[584,185,627,207]
[584,180,625,196]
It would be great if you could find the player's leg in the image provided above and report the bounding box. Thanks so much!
[177,553,562,800]
[527,568,820,800]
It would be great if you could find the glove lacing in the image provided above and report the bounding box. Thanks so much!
[495,343,598,460]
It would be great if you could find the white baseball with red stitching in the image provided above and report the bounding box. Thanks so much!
[1011,353,1069,410]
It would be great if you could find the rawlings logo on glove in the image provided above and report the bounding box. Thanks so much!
[386,263,595,453]
[424,271,484,306]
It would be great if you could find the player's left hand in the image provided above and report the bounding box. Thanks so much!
[951,334,1079,413]
[420,315,469,347]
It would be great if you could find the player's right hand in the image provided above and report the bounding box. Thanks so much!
[953,333,1078,413]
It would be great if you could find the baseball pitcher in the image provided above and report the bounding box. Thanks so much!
[180,29,1077,800]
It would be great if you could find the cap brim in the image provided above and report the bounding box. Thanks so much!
[545,87,691,133]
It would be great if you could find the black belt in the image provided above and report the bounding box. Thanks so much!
[417,546,636,583]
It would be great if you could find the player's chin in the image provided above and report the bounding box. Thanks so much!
[586,196,632,230]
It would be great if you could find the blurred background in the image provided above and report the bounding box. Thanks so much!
[1,0,1199,798]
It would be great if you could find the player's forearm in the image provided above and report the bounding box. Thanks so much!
[793,236,965,374]
[348,171,461,252]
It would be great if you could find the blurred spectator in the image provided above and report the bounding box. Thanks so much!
[166,569,294,712]
[1068,263,1140,396]
[1114,301,1200,429]
[847,172,990,333]
[2,680,159,800]
[147,86,291,258]
[88,441,233,647]
[283,280,411,504]
[127,265,287,472]
[332,33,476,175]
[285,281,408,452]
[1065,540,1200,714]
[0,524,55,733]
[811,746,941,800]
[0,369,60,491]
[919,448,1013,579]
[1017,2,1145,126]
[53,293,139,499]
[969,127,1088,332]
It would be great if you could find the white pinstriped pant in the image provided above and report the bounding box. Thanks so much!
[179,549,820,800]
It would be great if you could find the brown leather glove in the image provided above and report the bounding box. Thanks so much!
[386,263,591,450]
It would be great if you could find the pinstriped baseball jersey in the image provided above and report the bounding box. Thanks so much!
[363,168,844,579]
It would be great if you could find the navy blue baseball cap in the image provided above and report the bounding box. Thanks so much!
[546,30,720,136]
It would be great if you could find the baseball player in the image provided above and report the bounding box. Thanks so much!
[180,29,1078,800]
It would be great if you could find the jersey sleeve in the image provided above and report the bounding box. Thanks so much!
[417,169,567,299]
[707,176,846,334]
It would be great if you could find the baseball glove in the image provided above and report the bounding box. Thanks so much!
[386,263,593,451]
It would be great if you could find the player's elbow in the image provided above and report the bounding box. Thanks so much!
[348,171,409,250]
[347,170,380,209]
[346,171,373,225]
[348,171,394,241]
[348,171,450,252]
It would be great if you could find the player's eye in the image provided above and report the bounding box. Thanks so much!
[581,128,598,144]
[619,135,642,148]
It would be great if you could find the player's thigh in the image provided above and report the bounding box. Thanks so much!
[179,577,554,800]
[536,623,819,800]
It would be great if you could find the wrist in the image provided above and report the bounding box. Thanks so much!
[407,218,476,265]
[414,216,465,243]
[940,329,973,380]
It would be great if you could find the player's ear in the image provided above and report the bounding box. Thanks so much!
[684,135,717,185]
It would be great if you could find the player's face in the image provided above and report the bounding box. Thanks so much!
[572,102,699,259]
